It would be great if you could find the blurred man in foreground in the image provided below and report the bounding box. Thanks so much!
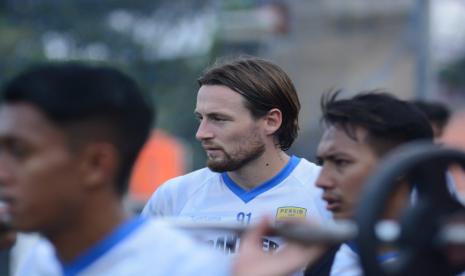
[0,63,231,275]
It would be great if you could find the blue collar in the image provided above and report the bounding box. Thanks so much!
[222,155,301,203]
[60,216,147,276]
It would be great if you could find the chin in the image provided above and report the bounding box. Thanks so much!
[207,158,237,172]
[10,221,33,232]
[207,163,228,172]
[10,215,39,232]
[207,155,248,172]
[332,213,346,221]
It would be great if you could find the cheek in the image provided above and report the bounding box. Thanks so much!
[19,154,79,206]
[11,156,81,230]
[218,129,250,147]
[342,166,373,200]
[230,130,263,152]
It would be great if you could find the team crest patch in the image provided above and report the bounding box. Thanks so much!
[276,206,307,220]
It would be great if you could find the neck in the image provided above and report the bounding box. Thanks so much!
[45,197,128,263]
[227,150,290,191]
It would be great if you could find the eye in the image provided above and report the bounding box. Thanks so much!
[333,158,349,167]
[0,139,30,161]
[211,115,227,122]
[315,157,324,166]
[9,142,29,160]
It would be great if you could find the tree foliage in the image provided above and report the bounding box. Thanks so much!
[0,0,218,169]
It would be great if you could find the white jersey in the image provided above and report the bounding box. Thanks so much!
[330,243,362,276]
[15,217,231,276]
[142,156,332,253]
[330,242,399,276]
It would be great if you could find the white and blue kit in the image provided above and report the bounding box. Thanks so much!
[142,155,332,253]
[330,242,399,276]
[329,243,363,276]
[15,217,231,276]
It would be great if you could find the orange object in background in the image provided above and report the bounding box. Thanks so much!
[129,130,187,202]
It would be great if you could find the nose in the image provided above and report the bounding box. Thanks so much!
[195,120,214,141]
[315,166,334,190]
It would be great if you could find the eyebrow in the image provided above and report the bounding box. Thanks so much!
[0,136,30,151]
[316,151,353,160]
[0,134,22,143]
[194,111,233,118]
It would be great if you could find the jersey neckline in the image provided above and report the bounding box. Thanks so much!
[345,241,399,263]
[60,216,147,276]
[221,155,301,203]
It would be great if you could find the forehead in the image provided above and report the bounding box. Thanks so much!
[0,103,65,144]
[317,125,376,157]
[195,85,249,115]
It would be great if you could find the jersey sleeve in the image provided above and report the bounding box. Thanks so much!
[14,237,61,276]
[141,168,213,218]
[141,181,176,217]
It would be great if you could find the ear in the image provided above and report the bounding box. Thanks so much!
[262,108,282,136]
[78,142,119,191]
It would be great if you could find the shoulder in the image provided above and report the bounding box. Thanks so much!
[157,167,220,194]
[283,156,333,221]
[127,219,232,275]
[293,157,321,179]
[141,168,221,216]
[285,157,321,189]
[14,236,61,276]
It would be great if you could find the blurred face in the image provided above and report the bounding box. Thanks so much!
[0,103,84,233]
[316,125,379,220]
[195,85,265,172]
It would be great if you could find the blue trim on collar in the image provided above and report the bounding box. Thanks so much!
[346,241,359,254]
[221,155,301,203]
[346,241,399,263]
[377,251,399,262]
[60,216,147,276]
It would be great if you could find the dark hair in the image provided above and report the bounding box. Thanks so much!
[320,91,433,156]
[1,62,155,196]
[198,56,300,151]
[411,100,450,133]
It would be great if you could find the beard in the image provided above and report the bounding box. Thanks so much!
[206,135,266,172]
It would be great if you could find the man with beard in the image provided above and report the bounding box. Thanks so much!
[142,57,331,259]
